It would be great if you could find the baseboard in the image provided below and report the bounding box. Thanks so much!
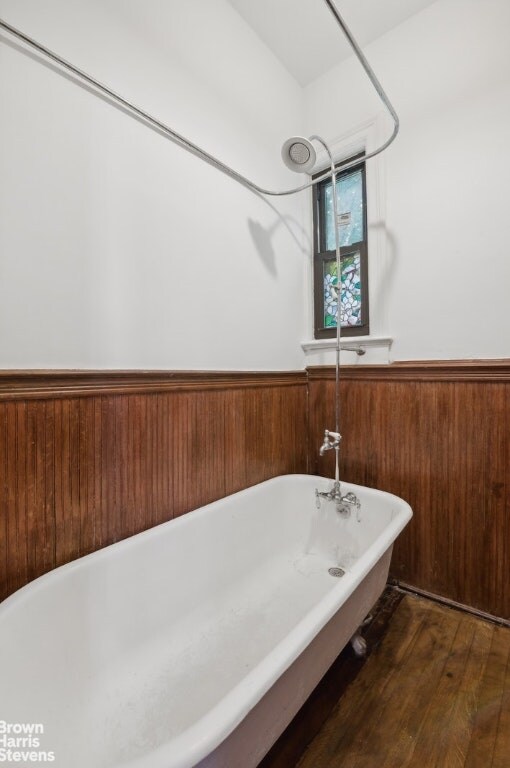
[392,580,510,628]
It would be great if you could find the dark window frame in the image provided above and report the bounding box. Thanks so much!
[312,155,369,339]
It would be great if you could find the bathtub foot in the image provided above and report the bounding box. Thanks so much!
[350,632,367,658]
[350,612,372,657]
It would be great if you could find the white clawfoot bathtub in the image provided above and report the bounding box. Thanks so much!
[0,474,412,768]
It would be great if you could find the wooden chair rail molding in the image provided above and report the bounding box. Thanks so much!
[1,359,509,400]
[0,370,308,400]
[307,359,510,381]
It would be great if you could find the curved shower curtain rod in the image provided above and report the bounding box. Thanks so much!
[0,0,399,197]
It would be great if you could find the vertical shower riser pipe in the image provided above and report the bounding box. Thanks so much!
[310,135,342,490]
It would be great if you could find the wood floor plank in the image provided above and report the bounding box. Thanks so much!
[260,590,404,768]
[491,633,510,768]
[297,597,449,768]
[357,601,462,768]
[431,617,493,768]
[407,613,491,768]
[464,625,509,768]
[295,596,510,768]
[379,613,491,768]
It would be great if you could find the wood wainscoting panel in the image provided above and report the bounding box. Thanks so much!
[307,362,510,620]
[3,363,508,618]
[0,372,308,602]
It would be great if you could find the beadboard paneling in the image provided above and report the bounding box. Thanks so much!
[308,362,510,620]
[0,372,308,601]
[3,363,509,619]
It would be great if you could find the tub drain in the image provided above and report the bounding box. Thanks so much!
[328,567,345,578]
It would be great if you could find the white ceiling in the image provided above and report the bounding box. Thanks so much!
[227,0,438,86]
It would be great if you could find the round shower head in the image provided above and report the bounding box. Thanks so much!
[281,136,317,175]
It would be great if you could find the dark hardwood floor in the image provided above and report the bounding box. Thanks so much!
[293,594,510,768]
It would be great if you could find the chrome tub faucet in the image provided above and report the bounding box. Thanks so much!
[316,429,361,518]
[315,484,360,518]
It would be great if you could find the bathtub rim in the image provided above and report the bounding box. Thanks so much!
[0,474,412,768]
[121,478,412,768]
[0,473,409,615]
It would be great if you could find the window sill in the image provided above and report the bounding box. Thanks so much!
[301,336,393,364]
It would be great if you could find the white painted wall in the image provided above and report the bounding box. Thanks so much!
[304,0,510,362]
[0,0,309,369]
[3,0,509,369]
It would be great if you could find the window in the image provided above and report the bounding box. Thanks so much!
[313,156,369,338]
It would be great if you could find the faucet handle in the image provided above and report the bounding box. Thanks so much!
[319,430,332,455]
[319,429,342,455]
[342,491,361,509]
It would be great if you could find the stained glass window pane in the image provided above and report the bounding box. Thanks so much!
[323,252,362,328]
[324,169,364,250]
